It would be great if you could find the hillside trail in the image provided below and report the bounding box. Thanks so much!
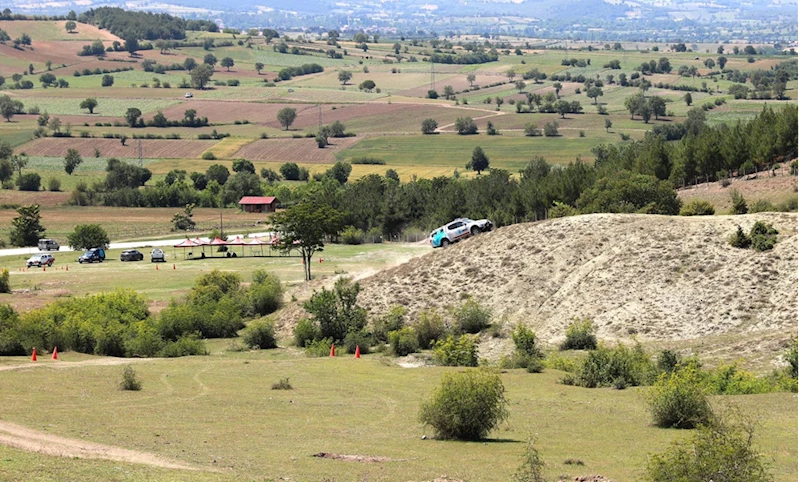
[0,420,205,471]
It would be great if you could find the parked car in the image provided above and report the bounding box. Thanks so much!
[184,92,193,98]
[78,248,106,263]
[27,253,55,268]
[37,238,59,251]
[430,217,493,248]
[151,248,166,262]
[120,249,144,262]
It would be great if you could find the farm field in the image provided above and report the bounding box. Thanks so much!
[19,138,217,159]
[232,136,361,163]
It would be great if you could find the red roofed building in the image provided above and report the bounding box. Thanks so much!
[239,196,279,213]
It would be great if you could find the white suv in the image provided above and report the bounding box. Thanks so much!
[27,253,55,268]
[151,248,166,262]
[430,217,493,248]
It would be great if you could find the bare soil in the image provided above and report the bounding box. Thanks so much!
[18,138,216,158]
[232,136,360,163]
[678,173,797,212]
[278,213,798,364]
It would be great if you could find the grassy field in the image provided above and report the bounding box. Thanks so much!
[0,352,794,482]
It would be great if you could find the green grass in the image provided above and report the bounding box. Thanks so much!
[0,353,793,481]
[338,134,598,170]
[13,97,183,117]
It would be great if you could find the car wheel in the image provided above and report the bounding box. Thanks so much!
[441,239,450,248]
[470,226,479,236]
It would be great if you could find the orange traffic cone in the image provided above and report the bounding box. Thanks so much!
[43,266,46,272]
[156,264,159,270]
[173,264,176,270]
[31,347,37,362]
[329,344,336,357]
[354,345,361,359]
[52,346,58,360]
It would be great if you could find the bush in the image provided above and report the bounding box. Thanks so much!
[748,199,776,213]
[679,199,715,216]
[414,309,447,349]
[419,369,509,440]
[749,221,778,252]
[272,377,293,390]
[512,324,542,359]
[302,278,366,343]
[202,151,217,160]
[340,225,364,245]
[454,298,491,334]
[16,173,41,191]
[549,201,577,218]
[646,364,713,429]
[249,269,283,316]
[350,157,385,165]
[647,416,771,482]
[47,177,61,192]
[305,337,333,357]
[343,329,371,354]
[570,343,657,388]
[242,320,277,349]
[543,121,559,137]
[728,225,751,249]
[512,437,546,482]
[388,327,419,356]
[433,334,478,366]
[159,334,207,357]
[120,365,142,391]
[0,268,9,294]
[560,318,597,350]
[729,189,747,214]
[373,305,406,343]
[294,318,319,347]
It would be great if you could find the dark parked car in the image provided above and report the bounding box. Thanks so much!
[78,248,106,263]
[120,249,144,262]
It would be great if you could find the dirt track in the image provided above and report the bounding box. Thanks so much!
[0,420,202,471]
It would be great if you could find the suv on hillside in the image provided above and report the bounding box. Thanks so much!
[38,239,59,251]
[27,253,55,268]
[430,218,493,248]
[78,248,106,263]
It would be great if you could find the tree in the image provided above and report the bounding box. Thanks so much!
[454,117,478,135]
[190,64,214,89]
[280,162,301,180]
[203,54,217,66]
[506,68,516,81]
[624,93,645,119]
[466,73,476,86]
[232,159,255,174]
[255,62,264,74]
[358,79,376,92]
[124,107,142,127]
[184,57,197,71]
[338,70,352,85]
[10,154,27,176]
[220,57,234,71]
[0,95,17,122]
[79,97,98,114]
[684,92,693,106]
[704,58,715,69]
[553,81,562,98]
[326,162,352,184]
[10,204,45,247]
[604,118,612,132]
[63,148,82,175]
[717,56,727,69]
[467,146,490,175]
[648,96,666,120]
[515,80,526,92]
[271,202,343,281]
[39,73,57,88]
[124,36,138,56]
[586,86,603,105]
[206,164,230,185]
[65,20,77,33]
[67,224,110,250]
[419,369,509,440]
[101,74,114,87]
[543,121,559,137]
[262,28,279,44]
[276,107,297,130]
[554,100,571,118]
[421,118,438,134]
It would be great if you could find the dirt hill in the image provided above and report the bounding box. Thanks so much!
[347,213,797,361]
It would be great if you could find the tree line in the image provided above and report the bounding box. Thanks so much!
[77,7,216,41]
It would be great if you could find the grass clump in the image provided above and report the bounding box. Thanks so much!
[120,365,142,391]
[454,298,491,334]
[646,363,712,429]
[242,320,277,349]
[647,414,772,482]
[271,377,293,390]
[433,334,478,367]
[419,369,508,440]
[559,318,597,350]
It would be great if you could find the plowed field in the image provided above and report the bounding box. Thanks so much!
[18,138,216,159]
[233,137,360,163]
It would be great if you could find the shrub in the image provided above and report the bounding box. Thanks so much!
[202,151,216,160]
[340,225,364,245]
[646,416,771,482]
[302,278,367,343]
[571,343,657,388]
[242,320,277,349]
[560,318,597,350]
[656,350,682,373]
[679,199,715,216]
[512,324,542,359]
[47,177,61,192]
[433,334,478,366]
[454,298,491,334]
[249,270,283,316]
[120,365,142,391]
[549,201,577,218]
[305,337,333,357]
[414,309,447,349]
[350,157,386,165]
[16,173,41,191]
[512,437,546,482]
[749,221,778,252]
[159,334,207,357]
[543,121,559,137]
[729,189,747,214]
[728,225,751,249]
[0,268,9,293]
[373,305,406,343]
[272,377,293,390]
[646,364,713,429]
[294,318,319,347]
[748,199,776,213]
[419,369,509,440]
[388,327,419,356]
[343,329,371,354]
